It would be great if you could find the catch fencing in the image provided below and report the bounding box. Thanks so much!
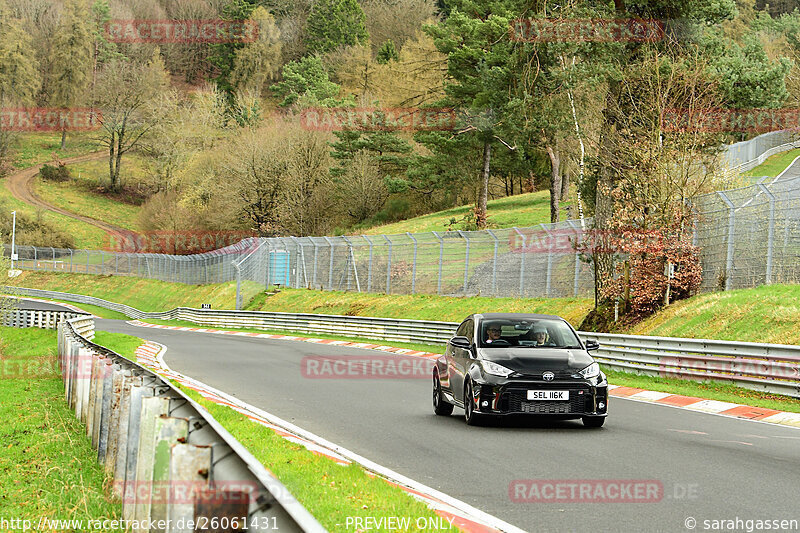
[723,129,800,172]
[14,287,800,398]
[6,219,599,303]
[693,173,800,290]
[3,306,324,531]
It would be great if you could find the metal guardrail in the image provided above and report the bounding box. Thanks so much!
[13,286,800,399]
[1,308,88,330]
[57,316,324,532]
[2,305,324,531]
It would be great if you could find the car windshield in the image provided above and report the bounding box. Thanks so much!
[479,318,581,348]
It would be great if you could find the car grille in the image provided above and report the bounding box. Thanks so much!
[503,385,593,415]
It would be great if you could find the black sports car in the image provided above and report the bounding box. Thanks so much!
[432,313,608,427]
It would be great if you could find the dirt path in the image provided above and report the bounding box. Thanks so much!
[4,151,132,239]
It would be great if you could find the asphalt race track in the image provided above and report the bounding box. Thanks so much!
[29,302,800,533]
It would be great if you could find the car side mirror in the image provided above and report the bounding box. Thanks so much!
[450,336,471,349]
[585,340,600,351]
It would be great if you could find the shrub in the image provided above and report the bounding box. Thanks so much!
[39,163,71,182]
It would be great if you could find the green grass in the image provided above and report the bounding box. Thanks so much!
[179,386,447,532]
[10,132,101,170]
[360,191,570,235]
[743,148,800,179]
[0,326,122,525]
[12,271,250,312]
[248,287,593,326]
[0,183,108,249]
[93,331,144,360]
[34,175,142,232]
[626,284,800,345]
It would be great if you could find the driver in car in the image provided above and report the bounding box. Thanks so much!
[485,324,503,344]
[532,325,554,346]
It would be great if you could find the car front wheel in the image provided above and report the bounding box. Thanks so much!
[433,372,454,416]
[582,416,605,428]
[464,381,482,426]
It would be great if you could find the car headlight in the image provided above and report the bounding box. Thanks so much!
[575,362,600,379]
[480,360,514,377]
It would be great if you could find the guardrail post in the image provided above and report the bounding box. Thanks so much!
[717,191,735,290]
[166,443,212,527]
[122,380,157,521]
[362,235,373,292]
[513,227,526,297]
[105,365,132,477]
[69,249,73,273]
[150,415,190,525]
[457,230,470,296]
[114,375,141,498]
[97,357,115,463]
[406,232,418,294]
[132,396,171,527]
[756,183,776,284]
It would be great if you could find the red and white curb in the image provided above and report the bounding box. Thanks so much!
[129,320,800,431]
[128,320,441,359]
[133,341,525,533]
[608,385,800,428]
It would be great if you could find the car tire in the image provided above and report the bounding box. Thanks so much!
[433,372,454,416]
[582,416,605,428]
[464,381,483,426]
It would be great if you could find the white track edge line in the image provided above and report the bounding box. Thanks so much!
[145,341,527,533]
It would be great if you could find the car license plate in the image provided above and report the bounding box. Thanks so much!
[527,390,569,401]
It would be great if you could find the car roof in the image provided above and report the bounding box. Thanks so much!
[474,312,565,321]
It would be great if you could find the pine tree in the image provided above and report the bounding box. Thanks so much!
[376,40,399,64]
[306,0,369,54]
[50,0,93,148]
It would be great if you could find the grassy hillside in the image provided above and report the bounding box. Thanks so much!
[11,271,248,311]
[626,284,800,344]
[34,156,147,231]
[249,288,593,325]
[359,190,572,235]
[9,132,100,170]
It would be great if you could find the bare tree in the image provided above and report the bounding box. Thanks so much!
[94,51,168,191]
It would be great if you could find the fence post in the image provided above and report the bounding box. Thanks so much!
[362,235,374,292]
[540,224,553,297]
[513,227,526,297]
[51,247,56,271]
[234,262,243,310]
[323,236,334,290]
[70,249,73,273]
[432,231,444,295]
[382,235,392,294]
[406,232,418,294]
[486,230,499,296]
[717,191,736,290]
[756,183,776,284]
[567,220,581,297]
[457,230,470,296]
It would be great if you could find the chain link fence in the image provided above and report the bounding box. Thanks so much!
[694,174,800,291]
[723,129,800,173]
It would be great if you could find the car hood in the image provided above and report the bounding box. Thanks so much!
[477,347,594,373]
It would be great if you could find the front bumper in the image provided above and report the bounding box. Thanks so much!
[472,376,608,417]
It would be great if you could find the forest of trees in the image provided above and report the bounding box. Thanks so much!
[1,0,799,314]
